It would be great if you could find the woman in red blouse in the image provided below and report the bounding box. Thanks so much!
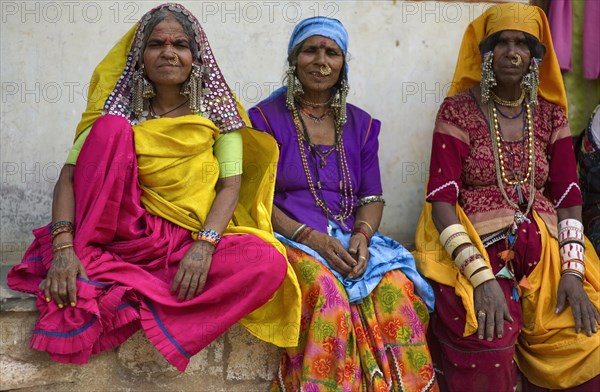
[414,3,600,392]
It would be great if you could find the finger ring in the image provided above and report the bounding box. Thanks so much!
[477,310,487,318]
[359,256,366,260]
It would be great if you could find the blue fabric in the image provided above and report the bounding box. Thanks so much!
[276,221,435,311]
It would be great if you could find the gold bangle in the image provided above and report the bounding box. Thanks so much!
[52,243,74,252]
[356,220,374,234]
[469,268,495,288]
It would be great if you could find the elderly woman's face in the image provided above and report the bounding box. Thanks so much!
[295,35,344,95]
[492,30,531,87]
[142,14,193,89]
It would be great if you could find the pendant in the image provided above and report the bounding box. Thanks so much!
[320,157,326,168]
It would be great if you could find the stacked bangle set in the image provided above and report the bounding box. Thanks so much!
[558,219,586,281]
[440,224,495,288]
[51,220,74,253]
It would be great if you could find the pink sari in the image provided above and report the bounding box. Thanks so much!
[8,115,288,371]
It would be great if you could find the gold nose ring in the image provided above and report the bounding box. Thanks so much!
[510,54,522,66]
[319,64,332,76]
[168,53,180,66]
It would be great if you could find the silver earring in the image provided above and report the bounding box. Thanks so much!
[521,58,540,106]
[480,52,497,104]
[285,65,303,110]
[181,64,204,114]
[132,66,155,117]
[331,80,350,127]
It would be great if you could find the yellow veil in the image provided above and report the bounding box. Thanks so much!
[447,2,568,114]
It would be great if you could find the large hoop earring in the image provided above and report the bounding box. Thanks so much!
[285,65,303,110]
[480,52,497,104]
[132,66,155,117]
[521,58,540,106]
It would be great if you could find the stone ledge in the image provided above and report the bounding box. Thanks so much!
[0,307,280,391]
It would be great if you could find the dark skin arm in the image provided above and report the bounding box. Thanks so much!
[555,205,600,336]
[271,202,383,279]
[432,201,513,341]
[41,164,88,308]
[171,174,241,301]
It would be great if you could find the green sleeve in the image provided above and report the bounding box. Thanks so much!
[65,126,92,165]
[214,131,243,178]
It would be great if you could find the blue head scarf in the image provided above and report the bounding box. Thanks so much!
[267,16,349,101]
[288,16,349,80]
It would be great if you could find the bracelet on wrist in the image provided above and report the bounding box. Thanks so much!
[296,226,313,244]
[352,227,371,243]
[191,228,222,248]
[291,223,307,241]
[52,243,74,252]
[355,220,374,235]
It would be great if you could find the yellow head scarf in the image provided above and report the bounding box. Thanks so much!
[75,3,248,139]
[448,3,567,114]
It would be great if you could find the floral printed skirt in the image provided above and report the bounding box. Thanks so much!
[272,245,438,392]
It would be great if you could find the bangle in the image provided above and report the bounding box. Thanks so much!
[356,220,374,235]
[192,228,222,247]
[561,260,585,276]
[562,271,584,282]
[469,268,496,288]
[352,227,371,243]
[559,243,585,264]
[290,224,307,241]
[296,227,313,244]
[357,195,385,207]
[439,224,472,256]
[52,243,74,252]
[51,221,74,238]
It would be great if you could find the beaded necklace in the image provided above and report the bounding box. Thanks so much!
[291,103,355,225]
[489,98,536,238]
[489,98,536,301]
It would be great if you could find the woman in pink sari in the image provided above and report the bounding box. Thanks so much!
[7,3,300,372]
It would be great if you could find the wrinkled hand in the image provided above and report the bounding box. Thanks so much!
[40,247,88,308]
[556,274,600,336]
[347,233,369,279]
[171,241,214,301]
[474,279,513,341]
[304,230,357,277]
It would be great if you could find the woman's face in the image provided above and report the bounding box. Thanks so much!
[492,30,531,87]
[142,14,193,89]
[295,35,344,95]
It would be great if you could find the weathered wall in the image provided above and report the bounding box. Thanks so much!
[0,1,506,258]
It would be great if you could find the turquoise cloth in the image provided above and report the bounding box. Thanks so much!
[276,221,435,311]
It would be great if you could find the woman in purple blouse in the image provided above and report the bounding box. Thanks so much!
[248,17,437,391]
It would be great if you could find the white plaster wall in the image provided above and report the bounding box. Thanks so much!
[1,1,507,262]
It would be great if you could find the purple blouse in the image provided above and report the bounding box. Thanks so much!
[248,93,383,233]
